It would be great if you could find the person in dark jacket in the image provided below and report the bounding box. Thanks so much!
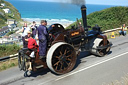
[24,31,32,48]
[37,20,48,59]
[25,33,38,58]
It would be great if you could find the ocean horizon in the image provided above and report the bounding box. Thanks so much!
[5,0,115,23]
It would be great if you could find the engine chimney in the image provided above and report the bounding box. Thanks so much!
[81,5,88,32]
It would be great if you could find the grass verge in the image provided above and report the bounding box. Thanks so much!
[102,73,128,85]
[0,44,20,58]
[0,59,18,72]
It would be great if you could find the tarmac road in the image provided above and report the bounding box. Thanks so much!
[0,35,128,85]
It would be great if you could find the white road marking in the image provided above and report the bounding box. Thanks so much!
[38,51,128,85]
[56,51,128,81]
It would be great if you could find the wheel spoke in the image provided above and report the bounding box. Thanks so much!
[99,49,104,55]
[60,62,63,70]
[67,55,71,58]
[55,65,58,70]
[66,58,71,61]
[64,61,69,66]
[99,49,102,53]
[53,61,60,66]
[66,50,70,54]
[64,49,67,55]
[66,52,73,58]
[56,56,60,59]
[60,51,63,56]
[106,47,110,52]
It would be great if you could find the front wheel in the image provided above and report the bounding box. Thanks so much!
[97,40,111,57]
[90,38,111,57]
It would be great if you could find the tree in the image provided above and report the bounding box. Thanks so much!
[0,0,4,3]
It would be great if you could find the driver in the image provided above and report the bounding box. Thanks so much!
[37,20,48,59]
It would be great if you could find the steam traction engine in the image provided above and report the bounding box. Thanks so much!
[18,5,112,75]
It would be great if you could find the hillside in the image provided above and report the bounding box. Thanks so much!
[67,6,128,31]
[0,0,22,28]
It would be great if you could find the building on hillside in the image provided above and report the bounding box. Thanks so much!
[9,33,22,41]
[1,3,5,6]
[0,37,16,44]
[13,27,20,31]
[9,33,21,38]
[3,8,11,13]
[7,19,17,28]
[0,12,4,16]
[7,19,15,25]
[0,26,9,37]
[0,5,3,8]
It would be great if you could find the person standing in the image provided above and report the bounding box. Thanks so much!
[37,20,48,59]
[31,21,37,38]
[21,23,31,48]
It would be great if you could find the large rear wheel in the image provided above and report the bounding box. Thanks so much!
[18,51,29,71]
[18,52,26,71]
[46,42,77,74]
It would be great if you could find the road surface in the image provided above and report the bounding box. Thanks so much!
[0,35,128,85]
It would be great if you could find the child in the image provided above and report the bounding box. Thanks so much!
[25,31,39,71]
[25,31,38,58]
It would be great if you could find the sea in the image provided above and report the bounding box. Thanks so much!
[5,0,114,24]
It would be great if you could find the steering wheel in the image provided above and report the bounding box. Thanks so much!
[49,33,55,41]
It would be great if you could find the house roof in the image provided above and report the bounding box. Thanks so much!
[9,33,21,37]
[0,6,3,8]
[0,26,8,32]
[7,19,15,21]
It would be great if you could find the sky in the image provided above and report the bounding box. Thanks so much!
[21,0,128,6]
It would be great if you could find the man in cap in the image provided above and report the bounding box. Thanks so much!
[37,20,48,59]
[24,31,32,47]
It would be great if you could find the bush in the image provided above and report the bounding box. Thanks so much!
[0,44,20,57]
[67,6,128,31]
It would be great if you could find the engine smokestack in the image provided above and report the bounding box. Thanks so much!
[81,5,88,32]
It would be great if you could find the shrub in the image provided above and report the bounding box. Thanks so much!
[0,44,20,57]
[67,6,128,31]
